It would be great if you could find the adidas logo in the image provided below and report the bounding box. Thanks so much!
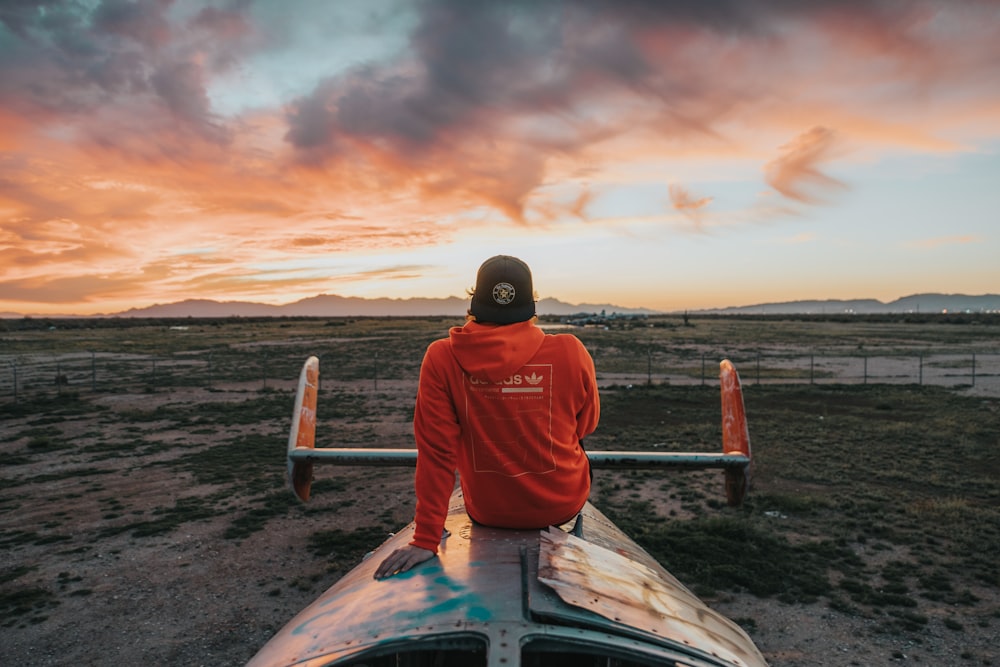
[525,372,543,385]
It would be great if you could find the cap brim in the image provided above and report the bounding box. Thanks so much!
[470,301,535,324]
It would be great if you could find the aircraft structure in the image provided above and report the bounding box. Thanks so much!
[247,357,767,667]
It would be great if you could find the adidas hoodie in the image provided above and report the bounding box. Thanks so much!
[410,319,600,553]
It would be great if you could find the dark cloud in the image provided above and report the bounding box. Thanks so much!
[282,2,678,218]
[3,0,996,227]
[411,2,561,111]
[0,0,67,38]
[285,2,644,153]
[286,0,895,217]
[191,4,248,33]
[92,0,173,47]
[283,0,993,162]
[284,74,357,152]
[0,0,248,150]
[150,59,231,143]
[189,4,254,71]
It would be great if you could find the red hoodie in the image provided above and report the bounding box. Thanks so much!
[409,319,600,552]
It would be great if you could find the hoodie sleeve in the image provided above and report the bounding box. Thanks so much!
[410,341,461,553]
[574,338,600,441]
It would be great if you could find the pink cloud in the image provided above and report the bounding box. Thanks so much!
[764,127,848,203]
[669,184,712,211]
[668,183,713,228]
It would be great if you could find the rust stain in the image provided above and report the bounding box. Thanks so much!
[538,528,767,667]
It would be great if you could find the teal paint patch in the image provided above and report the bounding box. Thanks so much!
[433,575,467,593]
[415,594,493,622]
[395,564,443,580]
[290,563,493,638]
[466,606,492,622]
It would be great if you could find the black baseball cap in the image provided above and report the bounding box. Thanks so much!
[469,255,536,324]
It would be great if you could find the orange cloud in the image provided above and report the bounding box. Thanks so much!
[2,1,999,314]
[668,183,713,229]
[764,127,848,203]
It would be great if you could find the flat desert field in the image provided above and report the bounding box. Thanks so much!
[2,315,998,666]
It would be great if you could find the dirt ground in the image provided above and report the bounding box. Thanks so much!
[2,376,998,667]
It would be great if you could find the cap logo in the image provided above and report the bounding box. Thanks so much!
[492,282,516,305]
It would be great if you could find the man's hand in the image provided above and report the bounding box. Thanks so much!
[374,545,435,580]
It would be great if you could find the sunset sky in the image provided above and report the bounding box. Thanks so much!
[1,0,998,316]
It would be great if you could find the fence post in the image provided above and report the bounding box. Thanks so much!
[646,344,652,386]
[207,351,213,389]
[971,352,976,387]
[374,351,379,391]
[262,351,268,390]
[756,352,760,386]
[863,356,868,385]
[701,353,706,386]
[91,352,96,392]
[57,361,62,396]
[10,360,16,403]
[919,353,923,385]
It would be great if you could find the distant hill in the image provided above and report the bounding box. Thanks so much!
[697,293,1000,315]
[105,294,657,319]
[3,293,997,319]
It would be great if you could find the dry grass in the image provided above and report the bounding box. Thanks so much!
[1,315,998,665]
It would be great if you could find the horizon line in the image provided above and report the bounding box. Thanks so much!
[3,291,999,320]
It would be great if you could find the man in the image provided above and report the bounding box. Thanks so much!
[375,255,600,579]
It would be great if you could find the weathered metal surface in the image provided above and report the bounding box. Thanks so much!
[537,527,768,667]
[720,359,750,457]
[288,447,750,469]
[287,356,318,501]
[247,489,768,667]
[720,359,752,505]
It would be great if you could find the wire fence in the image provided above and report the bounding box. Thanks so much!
[1,349,311,402]
[594,350,997,392]
[2,348,997,403]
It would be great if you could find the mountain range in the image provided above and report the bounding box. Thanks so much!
[3,293,997,319]
[105,295,656,318]
[700,293,1000,315]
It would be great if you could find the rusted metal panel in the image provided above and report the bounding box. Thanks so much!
[537,527,768,667]
[720,359,752,505]
[287,356,319,501]
[249,489,768,667]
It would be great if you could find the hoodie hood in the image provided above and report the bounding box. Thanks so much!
[448,320,546,383]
